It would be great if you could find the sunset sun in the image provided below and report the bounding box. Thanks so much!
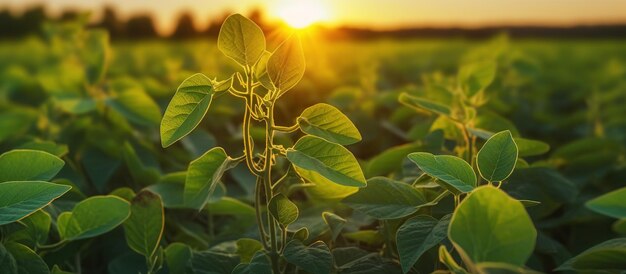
[273,1,330,29]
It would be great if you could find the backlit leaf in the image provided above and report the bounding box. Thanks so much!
[58,195,130,241]
[477,130,518,182]
[184,147,235,210]
[297,103,361,145]
[0,181,70,226]
[343,177,428,219]
[161,73,215,148]
[124,190,164,258]
[0,150,64,182]
[408,152,476,194]
[218,14,266,66]
[448,186,536,266]
[268,34,305,97]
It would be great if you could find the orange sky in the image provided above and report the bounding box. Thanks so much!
[2,0,626,34]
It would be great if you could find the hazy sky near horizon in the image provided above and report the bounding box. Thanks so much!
[2,0,626,34]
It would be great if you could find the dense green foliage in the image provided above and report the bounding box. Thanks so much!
[0,13,624,274]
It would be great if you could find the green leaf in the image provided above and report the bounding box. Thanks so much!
[232,251,272,274]
[343,230,383,246]
[343,177,428,219]
[4,242,49,274]
[514,138,549,157]
[123,190,164,258]
[190,250,240,274]
[5,209,52,247]
[0,181,71,226]
[268,34,305,97]
[399,93,452,117]
[556,238,626,272]
[322,212,346,242]
[297,103,361,145]
[184,147,235,210]
[108,86,161,126]
[474,262,542,274]
[268,194,299,227]
[165,243,192,274]
[283,240,332,274]
[218,13,266,66]
[586,187,626,219]
[397,215,451,273]
[254,51,274,90]
[16,140,68,157]
[0,243,17,274]
[58,195,131,241]
[366,142,422,177]
[449,186,536,266]
[287,136,366,187]
[477,130,518,182]
[236,238,264,264]
[458,60,497,97]
[0,150,64,182]
[407,152,476,194]
[206,197,255,216]
[161,73,215,148]
[82,29,109,85]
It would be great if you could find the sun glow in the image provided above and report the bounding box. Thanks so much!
[273,1,330,29]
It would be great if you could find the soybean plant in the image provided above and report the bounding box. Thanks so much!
[160,14,365,273]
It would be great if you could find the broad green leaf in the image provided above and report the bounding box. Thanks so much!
[556,238,626,272]
[449,186,536,266]
[58,195,131,241]
[514,138,549,157]
[458,60,497,97]
[54,94,97,115]
[206,197,255,216]
[399,93,452,117]
[343,177,428,219]
[236,238,264,264]
[586,187,626,219]
[165,243,192,274]
[254,51,274,90]
[217,13,266,66]
[287,136,365,187]
[5,209,52,247]
[110,187,136,202]
[305,176,360,200]
[161,73,215,148]
[16,140,68,157]
[397,215,451,273]
[4,242,49,274]
[297,103,361,145]
[0,243,17,274]
[108,87,161,126]
[0,181,70,226]
[322,211,346,242]
[190,250,240,274]
[147,172,226,209]
[268,34,305,97]
[477,130,518,182]
[408,152,476,194]
[366,142,422,177]
[343,230,384,246]
[232,251,272,274]
[283,241,332,274]
[82,29,109,85]
[184,147,235,210]
[124,190,164,258]
[0,150,64,182]
[268,194,298,226]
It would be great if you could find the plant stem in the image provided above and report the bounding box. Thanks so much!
[264,101,281,274]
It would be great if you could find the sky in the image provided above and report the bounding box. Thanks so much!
[2,0,626,34]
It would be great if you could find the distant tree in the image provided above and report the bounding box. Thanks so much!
[17,6,46,36]
[125,14,157,38]
[97,6,124,38]
[171,11,197,39]
[0,10,19,38]
[204,11,230,37]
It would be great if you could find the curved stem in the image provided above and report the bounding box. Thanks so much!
[272,123,299,133]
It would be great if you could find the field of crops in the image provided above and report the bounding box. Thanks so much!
[0,15,625,274]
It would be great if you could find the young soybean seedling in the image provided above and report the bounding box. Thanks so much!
[160,14,365,273]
